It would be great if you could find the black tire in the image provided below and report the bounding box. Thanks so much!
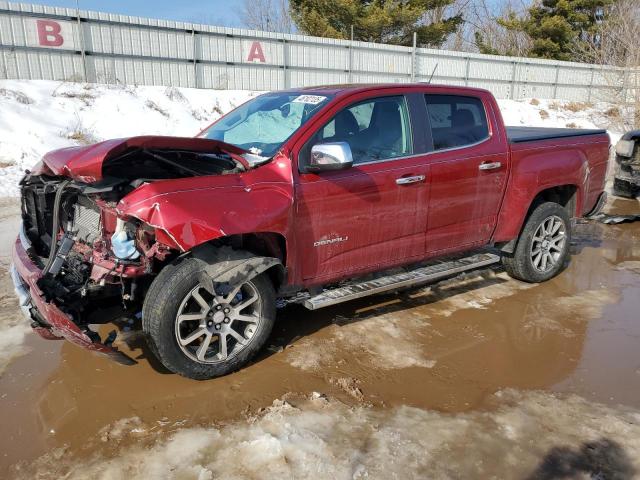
[142,256,276,380]
[612,178,637,199]
[502,202,571,283]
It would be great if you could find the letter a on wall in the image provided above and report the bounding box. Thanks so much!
[246,41,266,63]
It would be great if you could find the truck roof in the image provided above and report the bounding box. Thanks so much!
[281,83,493,98]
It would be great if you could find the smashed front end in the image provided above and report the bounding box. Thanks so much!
[10,136,251,363]
[12,174,168,363]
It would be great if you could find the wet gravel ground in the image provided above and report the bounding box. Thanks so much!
[1,196,640,479]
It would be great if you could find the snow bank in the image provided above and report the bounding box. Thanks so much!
[498,98,628,145]
[0,80,258,196]
[19,390,640,479]
[0,80,630,197]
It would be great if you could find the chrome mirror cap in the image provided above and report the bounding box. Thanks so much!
[309,142,353,171]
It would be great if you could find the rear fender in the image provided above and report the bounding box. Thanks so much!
[493,143,590,243]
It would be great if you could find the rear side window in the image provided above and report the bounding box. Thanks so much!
[424,95,489,151]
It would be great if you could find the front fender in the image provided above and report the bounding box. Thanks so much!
[116,155,295,252]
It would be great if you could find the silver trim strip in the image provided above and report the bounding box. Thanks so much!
[10,264,33,320]
[351,135,493,167]
[19,222,32,250]
[10,264,29,306]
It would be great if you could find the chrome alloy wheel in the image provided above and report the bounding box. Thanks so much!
[530,215,567,273]
[174,281,261,364]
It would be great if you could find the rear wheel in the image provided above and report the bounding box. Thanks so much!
[502,202,571,283]
[142,256,276,380]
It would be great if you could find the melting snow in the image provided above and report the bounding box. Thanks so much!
[18,390,640,479]
[0,80,258,196]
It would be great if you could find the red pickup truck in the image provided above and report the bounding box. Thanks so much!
[11,84,610,379]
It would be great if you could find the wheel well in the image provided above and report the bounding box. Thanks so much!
[497,185,577,254]
[529,185,578,217]
[208,232,287,287]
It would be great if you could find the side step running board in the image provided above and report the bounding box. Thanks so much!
[303,253,501,310]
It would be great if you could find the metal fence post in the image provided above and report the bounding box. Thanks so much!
[0,50,6,79]
[283,39,288,89]
[192,28,198,89]
[410,32,417,82]
[510,61,517,99]
[464,57,470,86]
[75,3,88,82]
[621,67,629,106]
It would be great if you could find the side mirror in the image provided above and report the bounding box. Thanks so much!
[308,142,353,172]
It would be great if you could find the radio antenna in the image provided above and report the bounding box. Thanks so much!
[427,63,438,84]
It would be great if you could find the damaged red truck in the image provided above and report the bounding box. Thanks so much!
[11,84,610,379]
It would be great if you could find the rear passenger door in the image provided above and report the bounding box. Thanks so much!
[422,94,508,254]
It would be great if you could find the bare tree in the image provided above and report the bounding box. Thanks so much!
[578,0,640,127]
[425,0,473,51]
[241,0,294,33]
[466,0,532,56]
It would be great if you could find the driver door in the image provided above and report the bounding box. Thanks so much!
[293,94,430,284]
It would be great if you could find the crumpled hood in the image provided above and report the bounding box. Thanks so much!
[36,136,250,183]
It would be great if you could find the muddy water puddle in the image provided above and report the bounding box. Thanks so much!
[1,197,640,477]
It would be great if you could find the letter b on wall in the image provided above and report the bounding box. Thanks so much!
[27,19,75,49]
[37,20,64,46]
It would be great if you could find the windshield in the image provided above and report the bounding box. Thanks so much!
[199,92,334,158]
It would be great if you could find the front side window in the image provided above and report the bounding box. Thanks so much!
[308,96,412,165]
[200,93,333,158]
[425,95,489,151]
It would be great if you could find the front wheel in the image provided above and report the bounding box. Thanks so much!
[142,257,276,380]
[502,202,571,283]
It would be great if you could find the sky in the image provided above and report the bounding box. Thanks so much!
[25,1,242,26]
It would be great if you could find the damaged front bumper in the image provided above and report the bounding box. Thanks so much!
[11,224,136,365]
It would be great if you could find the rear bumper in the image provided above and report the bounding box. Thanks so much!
[11,225,135,365]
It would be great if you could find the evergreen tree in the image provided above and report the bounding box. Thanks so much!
[499,0,613,61]
[290,0,463,47]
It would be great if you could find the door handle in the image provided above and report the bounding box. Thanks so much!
[479,162,502,171]
[396,175,425,185]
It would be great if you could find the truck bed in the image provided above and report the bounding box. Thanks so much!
[506,126,607,144]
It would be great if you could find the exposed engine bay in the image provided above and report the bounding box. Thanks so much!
[103,148,243,183]
[19,147,246,328]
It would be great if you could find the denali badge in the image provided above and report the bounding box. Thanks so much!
[314,236,349,247]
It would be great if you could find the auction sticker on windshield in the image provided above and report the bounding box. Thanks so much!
[292,95,327,105]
